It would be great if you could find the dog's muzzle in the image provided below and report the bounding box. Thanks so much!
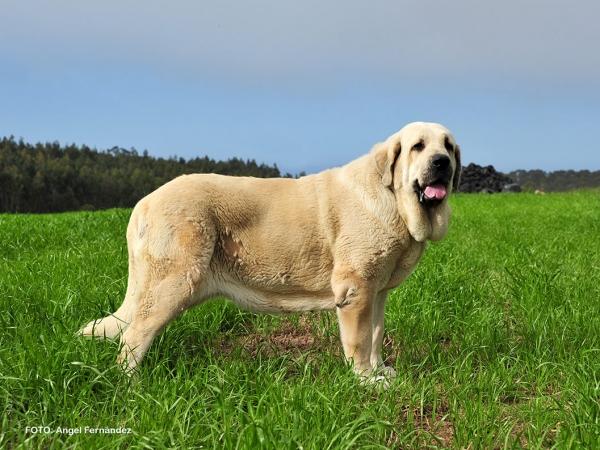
[416,155,452,204]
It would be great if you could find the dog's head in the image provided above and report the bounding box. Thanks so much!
[373,122,461,242]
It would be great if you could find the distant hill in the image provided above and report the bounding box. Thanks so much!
[2,136,598,213]
[0,137,301,214]
[505,169,600,192]
[457,162,600,193]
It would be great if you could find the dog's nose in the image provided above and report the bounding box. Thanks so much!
[432,155,450,170]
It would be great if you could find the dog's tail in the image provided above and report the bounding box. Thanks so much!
[78,209,144,339]
[78,269,139,337]
[78,265,139,338]
[78,304,135,339]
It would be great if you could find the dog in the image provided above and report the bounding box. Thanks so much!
[79,122,461,386]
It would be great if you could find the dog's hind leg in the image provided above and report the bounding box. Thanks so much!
[116,212,216,373]
[117,268,203,373]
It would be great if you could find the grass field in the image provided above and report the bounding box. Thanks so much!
[1,190,600,449]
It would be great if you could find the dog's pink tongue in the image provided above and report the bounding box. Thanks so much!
[424,184,447,199]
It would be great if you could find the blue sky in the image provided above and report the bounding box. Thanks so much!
[1,0,599,176]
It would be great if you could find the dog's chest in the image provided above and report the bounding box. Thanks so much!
[381,240,427,290]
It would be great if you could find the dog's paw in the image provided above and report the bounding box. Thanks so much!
[378,365,397,380]
[359,367,396,390]
[372,375,391,390]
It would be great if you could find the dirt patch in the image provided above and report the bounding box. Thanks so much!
[413,412,454,448]
[218,312,340,360]
[239,322,316,357]
[384,406,454,448]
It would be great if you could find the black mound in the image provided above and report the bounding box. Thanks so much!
[458,163,520,193]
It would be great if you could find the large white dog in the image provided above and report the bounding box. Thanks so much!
[80,122,461,385]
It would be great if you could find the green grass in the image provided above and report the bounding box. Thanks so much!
[1,190,600,449]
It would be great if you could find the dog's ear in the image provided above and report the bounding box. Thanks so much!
[373,140,402,187]
[452,144,462,192]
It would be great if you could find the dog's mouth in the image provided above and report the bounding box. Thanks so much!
[415,181,448,205]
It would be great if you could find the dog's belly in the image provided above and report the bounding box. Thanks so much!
[204,228,335,314]
[205,272,336,314]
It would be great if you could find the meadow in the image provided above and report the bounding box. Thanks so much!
[1,190,600,449]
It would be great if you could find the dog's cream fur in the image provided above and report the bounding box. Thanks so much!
[80,122,461,385]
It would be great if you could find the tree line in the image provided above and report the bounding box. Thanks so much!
[506,169,600,193]
[2,136,599,213]
[0,137,301,213]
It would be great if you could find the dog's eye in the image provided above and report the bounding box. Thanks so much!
[411,141,424,152]
[444,138,454,152]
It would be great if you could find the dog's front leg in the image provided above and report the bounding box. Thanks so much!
[371,291,396,382]
[332,274,376,380]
